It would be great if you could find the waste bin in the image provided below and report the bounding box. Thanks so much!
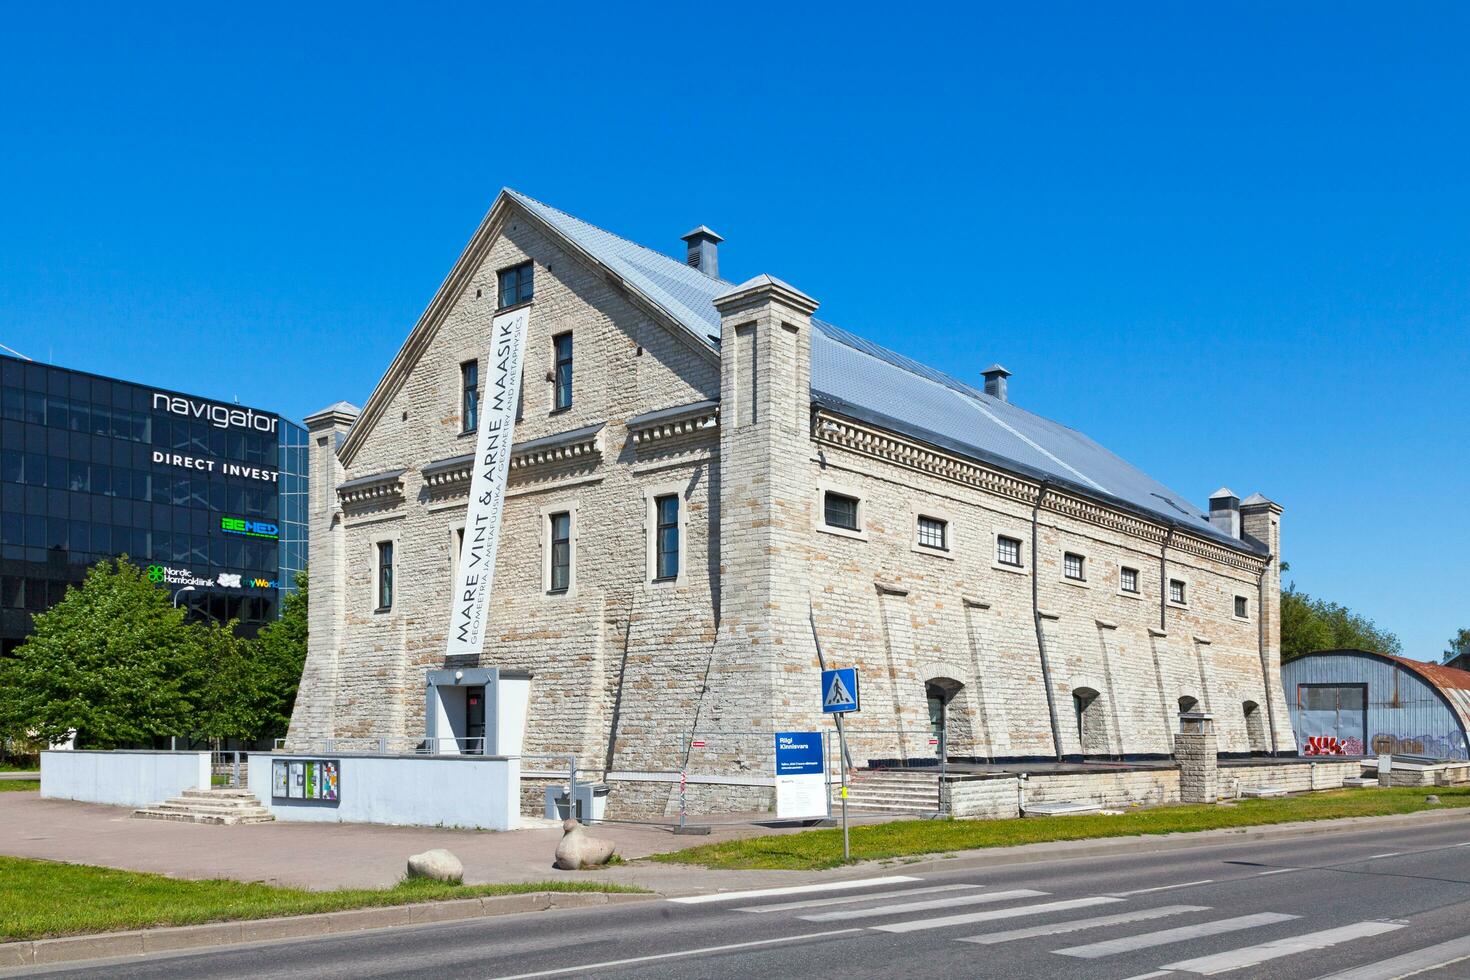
[543,783,609,822]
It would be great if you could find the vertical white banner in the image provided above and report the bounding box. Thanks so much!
[446,307,529,658]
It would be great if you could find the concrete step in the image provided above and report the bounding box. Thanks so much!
[150,800,269,816]
[1241,786,1289,798]
[845,801,939,814]
[132,808,275,825]
[1342,777,1380,788]
[180,788,257,800]
[1024,800,1102,817]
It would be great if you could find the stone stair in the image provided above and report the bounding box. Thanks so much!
[836,768,941,816]
[132,788,274,825]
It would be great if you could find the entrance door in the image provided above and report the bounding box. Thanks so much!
[926,682,946,758]
[465,685,486,754]
[1297,684,1367,755]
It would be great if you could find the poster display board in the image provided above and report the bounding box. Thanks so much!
[774,731,827,820]
[271,759,340,803]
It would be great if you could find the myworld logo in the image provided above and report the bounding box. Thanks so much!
[152,393,277,434]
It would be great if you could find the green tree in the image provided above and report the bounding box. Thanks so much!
[1445,628,1470,665]
[192,621,262,740]
[244,570,308,740]
[0,558,202,748]
[1280,582,1401,663]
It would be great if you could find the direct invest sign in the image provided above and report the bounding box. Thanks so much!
[446,307,529,659]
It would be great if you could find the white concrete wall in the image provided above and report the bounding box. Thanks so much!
[248,754,520,830]
[40,751,210,808]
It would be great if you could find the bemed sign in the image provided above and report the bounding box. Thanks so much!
[446,307,529,658]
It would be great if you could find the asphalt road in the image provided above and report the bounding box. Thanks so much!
[21,815,1470,980]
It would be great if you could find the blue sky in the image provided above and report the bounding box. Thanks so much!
[2,3,1466,659]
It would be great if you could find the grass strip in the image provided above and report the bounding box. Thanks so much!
[0,857,647,941]
[0,780,40,792]
[651,786,1470,870]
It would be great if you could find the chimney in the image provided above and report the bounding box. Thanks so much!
[981,364,1011,402]
[1208,487,1241,538]
[681,225,723,278]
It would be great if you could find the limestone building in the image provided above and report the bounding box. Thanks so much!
[289,189,1293,811]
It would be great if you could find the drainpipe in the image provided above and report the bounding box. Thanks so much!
[1030,482,1065,762]
[1159,525,1176,632]
[1256,556,1280,755]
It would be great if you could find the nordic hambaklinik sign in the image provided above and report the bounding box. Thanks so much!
[446,307,529,658]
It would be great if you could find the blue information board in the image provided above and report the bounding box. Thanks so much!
[774,732,824,776]
[821,667,860,714]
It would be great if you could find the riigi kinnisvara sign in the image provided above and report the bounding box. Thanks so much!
[446,307,529,658]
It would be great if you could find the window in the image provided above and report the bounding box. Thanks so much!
[1235,595,1249,618]
[1064,552,1086,581]
[824,492,859,531]
[917,515,947,551]
[996,535,1022,567]
[654,494,679,581]
[552,333,573,411]
[1169,578,1187,605]
[376,541,394,611]
[549,511,571,593]
[460,360,479,434]
[497,261,533,309]
[1120,566,1140,594]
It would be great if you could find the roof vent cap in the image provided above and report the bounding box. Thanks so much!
[981,364,1012,402]
[681,225,723,278]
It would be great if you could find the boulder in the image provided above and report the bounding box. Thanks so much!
[1426,794,1441,805]
[554,818,617,870]
[407,848,464,883]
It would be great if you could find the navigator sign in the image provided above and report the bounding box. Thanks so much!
[152,393,277,433]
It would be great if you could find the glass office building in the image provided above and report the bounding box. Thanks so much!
[1,354,308,655]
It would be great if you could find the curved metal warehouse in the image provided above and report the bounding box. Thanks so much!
[1282,649,1470,760]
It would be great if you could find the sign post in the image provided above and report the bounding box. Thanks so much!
[821,667,861,862]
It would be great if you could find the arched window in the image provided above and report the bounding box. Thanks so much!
[1243,701,1268,754]
[1072,687,1108,756]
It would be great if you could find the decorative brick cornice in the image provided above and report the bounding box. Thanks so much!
[336,469,405,510]
[628,400,719,446]
[421,424,605,501]
[812,409,1267,574]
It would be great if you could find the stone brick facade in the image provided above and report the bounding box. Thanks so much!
[287,191,1295,815]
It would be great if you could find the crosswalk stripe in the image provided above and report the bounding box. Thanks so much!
[801,888,1046,922]
[958,905,1210,946]
[1160,921,1405,975]
[1054,912,1298,958]
[873,896,1123,934]
[738,883,981,913]
[1308,934,1470,979]
[667,875,920,904]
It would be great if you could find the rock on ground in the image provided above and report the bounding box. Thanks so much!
[407,848,465,883]
[554,819,617,870]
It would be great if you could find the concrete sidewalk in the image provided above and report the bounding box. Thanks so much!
[0,793,868,896]
[0,772,39,781]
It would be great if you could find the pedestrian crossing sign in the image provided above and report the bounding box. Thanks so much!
[821,667,860,714]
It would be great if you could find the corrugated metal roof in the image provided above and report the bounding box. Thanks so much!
[507,189,1256,549]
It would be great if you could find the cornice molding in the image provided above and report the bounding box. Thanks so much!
[628,400,719,447]
[812,409,1266,575]
[337,469,406,511]
[422,424,604,500]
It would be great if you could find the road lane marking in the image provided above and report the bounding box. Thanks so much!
[1308,934,1470,979]
[485,928,865,979]
[1256,868,1298,876]
[1361,852,1402,860]
[1055,912,1298,958]
[1118,972,1176,980]
[873,896,1123,934]
[668,875,920,904]
[801,888,1046,922]
[739,883,981,913]
[959,905,1209,945]
[1160,921,1405,975]
[1109,880,1214,896]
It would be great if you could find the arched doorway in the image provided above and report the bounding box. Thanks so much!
[1243,701,1268,754]
[925,678,966,759]
[1072,686,1109,756]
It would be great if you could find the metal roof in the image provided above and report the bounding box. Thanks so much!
[1287,649,1470,749]
[506,189,1257,549]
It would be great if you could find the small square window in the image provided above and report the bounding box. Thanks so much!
[1235,595,1249,618]
[1169,578,1187,605]
[497,261,534,309]
[1064,552,1085,581]
[997,535,1022,567]
[1120,566,1140,594]
[917,515,947,550]
[824,492,859,531]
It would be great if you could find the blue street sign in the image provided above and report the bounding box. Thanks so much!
[774,732,824,776]
[821,667,860,714]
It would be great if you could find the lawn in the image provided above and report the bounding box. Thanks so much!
[0,780,40,792]
[653,786,1470,870]
[0,857,647,941]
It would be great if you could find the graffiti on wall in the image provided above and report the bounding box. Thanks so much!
[1301,735,1365,756]
[1370,733,1469,760]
